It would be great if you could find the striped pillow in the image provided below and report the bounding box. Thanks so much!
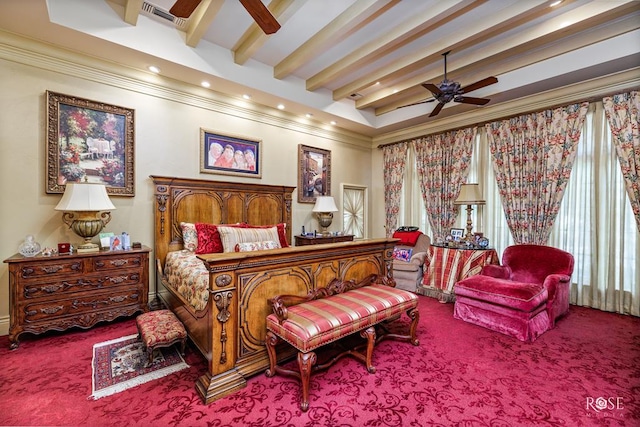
[217,226,281,253]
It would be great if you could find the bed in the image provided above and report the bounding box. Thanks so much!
[151,176,397,404]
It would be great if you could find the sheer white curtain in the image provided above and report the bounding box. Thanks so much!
[548,102,639,316]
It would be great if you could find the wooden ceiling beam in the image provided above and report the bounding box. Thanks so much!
[233,0,294,65]
[305,0,484,92]
[367,0,640,113]
[274,0,399,80]
[186,0,223,47]
[123,0,144,25]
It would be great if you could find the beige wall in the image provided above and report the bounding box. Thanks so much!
[0,38,378,336]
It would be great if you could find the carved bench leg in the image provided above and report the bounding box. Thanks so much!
[408,307,420,346]
[265,331,279,377]
[297,351,317,412]
[360,326,377,373]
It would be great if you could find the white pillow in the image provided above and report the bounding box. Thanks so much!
[217,226,281,253]
[235,240,280,252]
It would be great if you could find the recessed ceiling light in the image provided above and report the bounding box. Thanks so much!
[148,65,161,73]
[277,104,285,110]
[305,113,313,118]
[242,94,251,100]
[201,81,210,88]
[330,120,337,126]
[550,0,562,6]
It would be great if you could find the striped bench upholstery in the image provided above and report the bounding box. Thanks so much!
[265,274,419,412]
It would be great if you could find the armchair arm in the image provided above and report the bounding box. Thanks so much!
[542,273,571,302]
[409,251,427,267]
[481,264,511,279]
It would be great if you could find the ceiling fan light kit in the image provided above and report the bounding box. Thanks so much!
[400,51,498,117]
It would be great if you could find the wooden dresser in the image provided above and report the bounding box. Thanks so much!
[294,234,354,246]
[3,246,151,349]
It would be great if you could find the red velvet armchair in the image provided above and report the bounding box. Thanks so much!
[453,244,574,342]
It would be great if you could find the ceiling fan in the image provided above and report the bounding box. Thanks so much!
[400,51,498,117]
[169,0,281,34]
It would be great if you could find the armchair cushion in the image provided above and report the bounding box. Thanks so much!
[392,233,430,292]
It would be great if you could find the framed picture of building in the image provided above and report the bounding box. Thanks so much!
[46,91,135,196]
[298,144,331,203]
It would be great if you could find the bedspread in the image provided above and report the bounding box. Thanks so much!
[164,250,209,311]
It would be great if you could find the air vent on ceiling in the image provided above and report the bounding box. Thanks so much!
[142,1,188,30]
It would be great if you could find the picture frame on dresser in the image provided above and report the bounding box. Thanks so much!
[45,91,135,196]
[200,128,262,178]
[298,144,331,203]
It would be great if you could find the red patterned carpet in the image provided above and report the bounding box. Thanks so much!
[0,296,638,427]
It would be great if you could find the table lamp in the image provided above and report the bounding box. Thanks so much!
[312,196,338,236]
[55,182,116,253]
[453,183,485,242]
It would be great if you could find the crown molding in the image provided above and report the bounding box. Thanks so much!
[0,30,372,149]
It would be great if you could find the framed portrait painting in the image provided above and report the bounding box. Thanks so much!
[298,144,331,203]
[200,129,262,178]
[46,91,135,196]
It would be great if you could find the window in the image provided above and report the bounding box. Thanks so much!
[342,184,367,239]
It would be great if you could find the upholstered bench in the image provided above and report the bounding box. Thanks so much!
[136,309,187,367]
[265,274,419,412]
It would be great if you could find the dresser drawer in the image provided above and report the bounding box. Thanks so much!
[93,253,144,271]
[21,287,143,323]
[21,271,143,299]
[18,260,84,279]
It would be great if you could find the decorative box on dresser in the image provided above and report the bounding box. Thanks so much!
[3,246,151,349]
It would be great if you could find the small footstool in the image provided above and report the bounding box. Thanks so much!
[136,310,187,366]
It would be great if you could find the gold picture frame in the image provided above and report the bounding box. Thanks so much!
[298,144,331,203]
[46,91,135,196]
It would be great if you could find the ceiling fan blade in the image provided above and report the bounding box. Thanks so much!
[421,83,442,96]
[396,99,436,109]
[429,102,445,117]
[169,0,202,18]
[456,96,490,105]
[460,76,498,94]
[239,0,281,34]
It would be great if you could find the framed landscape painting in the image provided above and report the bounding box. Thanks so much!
[200,129,262,178]
[298,144,331,203]
[46,91,135,196]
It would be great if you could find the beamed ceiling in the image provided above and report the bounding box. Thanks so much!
[0,0,638,140]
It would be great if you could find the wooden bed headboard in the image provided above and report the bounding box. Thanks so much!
[150,176,295,267]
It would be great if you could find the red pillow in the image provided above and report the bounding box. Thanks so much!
[194,223,223,254]
[195,223,245,254]
[239,223,289,248]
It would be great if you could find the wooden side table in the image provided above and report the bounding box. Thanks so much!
[294,234,354,246]
[3,246,151,349]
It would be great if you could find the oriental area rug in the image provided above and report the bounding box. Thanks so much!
[90,333,189,400]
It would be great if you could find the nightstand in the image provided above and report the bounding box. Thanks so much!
[294,234,354,246]
[3,246,151,349]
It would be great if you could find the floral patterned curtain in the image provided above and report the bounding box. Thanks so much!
[603,91,640,232]
[485,102,589,244]
[382,142,409,237]
[413,128,476,242]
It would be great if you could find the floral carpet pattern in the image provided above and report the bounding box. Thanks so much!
[91,334,189,400]
[0,296,638,426]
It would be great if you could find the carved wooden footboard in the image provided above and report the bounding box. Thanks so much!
[151,176,397,404]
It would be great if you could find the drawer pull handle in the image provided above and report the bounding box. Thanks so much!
[41,306,64,315]
[41,265,64,274]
